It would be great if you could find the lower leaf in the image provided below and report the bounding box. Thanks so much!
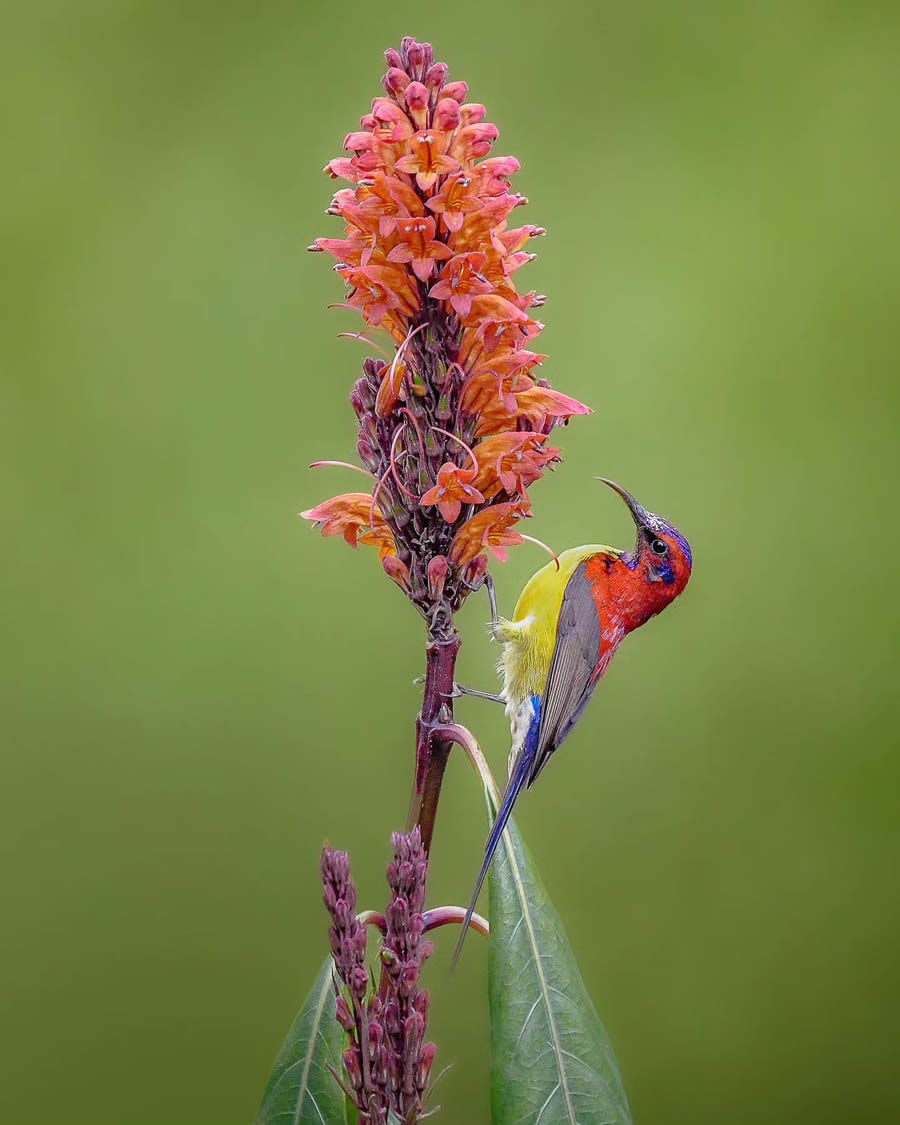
[257,957,348,1125]
[486,791,633,1125]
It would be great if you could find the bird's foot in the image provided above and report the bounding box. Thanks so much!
[449,683,505,704]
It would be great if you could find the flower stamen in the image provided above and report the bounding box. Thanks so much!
[519,532,560,570]
[430,425,479,476]
[388,426,420,502]
[309,460,377,481]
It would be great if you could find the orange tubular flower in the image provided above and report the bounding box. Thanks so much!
[304,37,590,627]
[420,461,485,523]
[300,494,397,559]
[448,501,529,567]
[386,216,453,281]
[394,130,459,190]
[469,432,561,500]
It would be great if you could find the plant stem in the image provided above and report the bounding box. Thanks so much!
[409,629,461,852]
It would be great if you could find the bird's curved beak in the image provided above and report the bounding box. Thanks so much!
[596,477,650,529]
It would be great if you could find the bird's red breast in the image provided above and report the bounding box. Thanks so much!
[584,540,691,666]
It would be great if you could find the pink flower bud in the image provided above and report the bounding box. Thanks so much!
[427,556,449,600]
[382,556,410,590]
[424,62,448,92]
[433,98,460,132]
[464,553,489,588]
[404,81,429,128]
[441,80,468,103]
[383,67,410,97]
[404,39,427,79]
[418,1041,437,1089]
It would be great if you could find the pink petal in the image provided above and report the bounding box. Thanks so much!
[386,245,413,264]
[412,257,435,282]
[451,294,473,318]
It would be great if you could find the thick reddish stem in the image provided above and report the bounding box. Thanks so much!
[409,630,460,852]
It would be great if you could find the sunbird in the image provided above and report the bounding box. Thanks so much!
[454,478,693,959]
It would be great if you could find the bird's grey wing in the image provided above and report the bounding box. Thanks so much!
[528,559,603,787]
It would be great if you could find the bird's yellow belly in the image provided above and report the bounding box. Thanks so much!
[495,544,614,704]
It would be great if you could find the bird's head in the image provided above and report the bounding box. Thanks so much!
[598,478,693,596]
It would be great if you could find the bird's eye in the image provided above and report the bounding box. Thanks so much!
[649,536,668,556]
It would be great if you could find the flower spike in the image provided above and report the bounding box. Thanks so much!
[302,37,590,621]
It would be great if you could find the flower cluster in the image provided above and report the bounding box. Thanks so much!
[303,36,590,633]
[322,830,435,1125]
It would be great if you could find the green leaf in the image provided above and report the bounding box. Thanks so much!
[257,957,348,1125]
[487,793,633,1125]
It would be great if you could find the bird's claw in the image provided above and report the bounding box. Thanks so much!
[451,683,505,705]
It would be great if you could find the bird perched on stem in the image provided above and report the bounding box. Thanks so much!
[453,478,693,962]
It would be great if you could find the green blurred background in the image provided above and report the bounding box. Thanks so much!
[3,1,898,1121]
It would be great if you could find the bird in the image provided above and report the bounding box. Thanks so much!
[453,478,693,962]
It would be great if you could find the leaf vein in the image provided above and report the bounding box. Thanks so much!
[500,826,578,1125]
[293,967,334,1125]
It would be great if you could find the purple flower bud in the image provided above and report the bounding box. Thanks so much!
[350,964,369,998]
[384,999,401,1036]
[357,436,381,473]
[343,1046,363,1090]
[350,388,367,420]
[335,995,355,1032]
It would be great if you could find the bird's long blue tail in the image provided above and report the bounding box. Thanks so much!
[451,700,540,967]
